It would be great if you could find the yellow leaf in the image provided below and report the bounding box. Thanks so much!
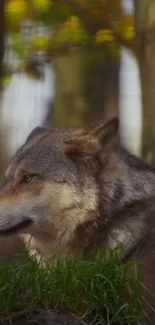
[65,16,81,31]
[5,0,28,20]
[31,36,49,50]
[123,26,135,40]
[119,14,135,40]
[96,29,115,44]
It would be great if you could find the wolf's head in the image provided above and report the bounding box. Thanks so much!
[0,117,118,252]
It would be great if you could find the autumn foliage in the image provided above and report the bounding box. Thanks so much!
[5,0,135,61]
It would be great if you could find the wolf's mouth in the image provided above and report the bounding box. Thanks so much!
[0,219,33,236]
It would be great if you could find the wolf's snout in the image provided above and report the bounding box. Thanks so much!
[0,201,33,236]
[0,218,33,236]
[0,199,34,236]
[0,196,47,236]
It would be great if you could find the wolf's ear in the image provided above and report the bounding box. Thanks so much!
[65,117,119,157]
[25,126,46,144]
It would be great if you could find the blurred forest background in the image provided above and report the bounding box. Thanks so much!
[0,0,155,255]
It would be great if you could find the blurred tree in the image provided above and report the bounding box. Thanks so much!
[53,49,87,127]
[5,0,135,127]
[134,0,155,165]
[0,0,6,178]
[0,0,5,90]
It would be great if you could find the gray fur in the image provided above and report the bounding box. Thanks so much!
[0,117,155,322]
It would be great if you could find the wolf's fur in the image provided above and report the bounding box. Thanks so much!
[1,117,155,320]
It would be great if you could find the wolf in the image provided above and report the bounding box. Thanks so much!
[0,117,155,320]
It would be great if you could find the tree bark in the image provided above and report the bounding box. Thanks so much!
[134,0,155,165]
[53,48,88,127]
[52,47,119,128]
[0,0,5,88]
[0,0,6,176]
[85,54,119,124]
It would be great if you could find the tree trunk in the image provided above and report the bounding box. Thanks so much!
[0,0,5,177]
[52,48,119,128]
[85,54,119,124]
[0,0,5,88]
[53,47,87,127]
[134,0,155,165]
[134,2,155,320]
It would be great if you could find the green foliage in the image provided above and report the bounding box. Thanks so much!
[43,2,74,26]
[5,0,135,64]
[11,33,28,57]
[0,249,146,324]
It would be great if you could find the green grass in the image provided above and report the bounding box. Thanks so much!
[0,249,146,325]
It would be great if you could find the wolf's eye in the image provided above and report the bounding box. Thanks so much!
[22,174,33,184]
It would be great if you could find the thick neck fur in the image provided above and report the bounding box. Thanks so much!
[72,144,155,260]
[99,144,155,216]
